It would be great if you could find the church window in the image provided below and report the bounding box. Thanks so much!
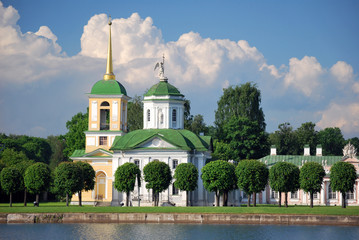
[242,191,248,199]
[328,185,336,199]
[290,191,298,199]
[147,109,151,122]
[312,192,319,199]
[172,159,178,169]
[347,189,355,200]
[271,189,279,199]
[100,109,110,130]
[134,159,140,168]
[99,136,108,146]
[172,109,177,122]
[172,184,179,195]
[101,101,110,106]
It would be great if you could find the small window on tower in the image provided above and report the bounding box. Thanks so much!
[101,101,110,106]
[99,136,108,146]
[172,159,178,169]
[172,109,177,122]
[147,109,151,122]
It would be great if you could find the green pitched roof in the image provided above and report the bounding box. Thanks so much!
[111,129,210,151]
[144,81,183,97]
[71,150,86,158]
[259,155,343,167]
[70,148,113,158]
[90,79,127,95]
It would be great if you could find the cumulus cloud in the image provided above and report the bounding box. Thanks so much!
[1,2,359,138]
[317,103,359,137]
[284,56,324,96]
[330,61,354,84]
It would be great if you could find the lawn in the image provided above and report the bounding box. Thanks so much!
[1,202,358,216]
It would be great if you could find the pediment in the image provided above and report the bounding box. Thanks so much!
[138,137,177,149]
[83,148,113,157]
[342,157,359,164]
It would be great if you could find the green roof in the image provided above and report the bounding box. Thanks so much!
[70,148,113,158]
[111,129,210,151]
[71,150,86,158]
[144,81,183,97]
[259,155,343,167]
[90,79,127,95]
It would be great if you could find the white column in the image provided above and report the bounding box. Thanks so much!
[321,182,325,205]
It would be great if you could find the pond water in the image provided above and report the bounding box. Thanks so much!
[0,223,358,240]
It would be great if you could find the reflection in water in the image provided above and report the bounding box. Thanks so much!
[1,223,359,240]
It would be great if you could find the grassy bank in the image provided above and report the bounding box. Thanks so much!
[1,202,358,216]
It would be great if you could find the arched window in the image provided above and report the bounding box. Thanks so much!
[147,109,151,122]
[172,109,177,122]
[101,101,110,106]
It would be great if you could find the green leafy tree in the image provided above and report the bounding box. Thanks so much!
[54,162,84,206]
[75,161,96,206]
[183,99,193,130]
[317,127,345,156]
[127,95,143,131]
[63,110,88,158]
[295,122,318,155]
[223,116,269,160]
[212,140,232,161]
[173,163,198,206]
[299,162,325,208]
[269,122,299,155]
[47,135,68,170]
[330,161,357,208]
[24,162,51,207]
[143,160,172,206]
[114,162,141,206]
[215,83,265,140]
[0,167,22,207]
[188,114,209,135]
[15,160,35,206]
[21,137,52,164]
[201,160,237,206]
[236,160,269,207]
[269,162,300,207]
[0,148,29,166]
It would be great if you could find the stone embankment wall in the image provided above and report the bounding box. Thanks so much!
[1,213,358,225]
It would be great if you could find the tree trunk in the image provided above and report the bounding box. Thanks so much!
[278,191,282,207]
[10,192,12,207]
[342,192,346,208]
[78,191,82,206]
[247,193,251,207]
[156,192,159,206]
[285,192,288,208]
[66,193,69,207]
[310,192,314,208]
[253,192,257,207]
[36,194,39,207]
[186,191,189,207]
[223,191,228,206]
[215,191,220,207]
[126,192,130,206]
[24,189,27,207]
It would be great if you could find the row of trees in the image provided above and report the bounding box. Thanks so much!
[0,161,95,207]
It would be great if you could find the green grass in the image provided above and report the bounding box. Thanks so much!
[1,202,359,216]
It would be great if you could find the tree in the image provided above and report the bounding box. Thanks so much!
[143,160,172,206]
[75,161,96,206]
[0,167,22,207]
[24,162,51,207]
[63,110,88,158]
[223,116,269,160]
[47,135,68,170]
[173,163,198,206]
[54,162,84,206]
[188,114,209,135]
[299,162,325,208]
[236,160,269,207]
[212,140,232,161]
[183,99,193,130]
[114,162,141,206]
[0,148,29,166]
[269,162,300,207]
[215,83,265,140]
[295,122,317,155]
[330,161,356,208]
[15,160,35,206]
[269,122,299,155]
[127,95,143,131]
[201,160,237,206]
[317,127,345,156]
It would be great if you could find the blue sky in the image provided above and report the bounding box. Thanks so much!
[1,0,359,138]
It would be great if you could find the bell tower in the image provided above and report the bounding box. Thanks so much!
[85,16,130,153]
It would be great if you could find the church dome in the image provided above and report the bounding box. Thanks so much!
[90,79,127,95]
[144,81,183,97]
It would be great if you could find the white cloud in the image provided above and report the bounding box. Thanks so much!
[330,61,354,84]
[317,103,359,136]
[284,56,324,96]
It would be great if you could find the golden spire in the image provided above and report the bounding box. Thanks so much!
[103,15,115,80]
